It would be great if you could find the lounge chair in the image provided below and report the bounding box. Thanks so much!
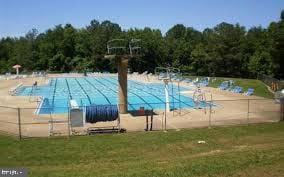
[243,88,254,96]
[192,78,199,85]
[201,80,209,87]
[227,85,235,91]
[196,80,208,87]
[231,86,243,93]
[159,72,168,79]
[184,79,192,83]
[238,86,243,93]
[218,82,229,90]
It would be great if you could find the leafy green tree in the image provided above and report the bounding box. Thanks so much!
[267,10,284,78]
[248,49,272,77]
[191,43,209,75]
[0,12,283,79]
[48,53,65,72]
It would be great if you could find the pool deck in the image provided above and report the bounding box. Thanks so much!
[0,74,281,137]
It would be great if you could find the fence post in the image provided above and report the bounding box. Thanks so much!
[209,94,213,128]
[17,108,22,140]
[209,104,212,128]
[164,102,167,132]
[49,113,53,136]
[247,99,250,125]
[281,103,284,121]
[67,107,71,137]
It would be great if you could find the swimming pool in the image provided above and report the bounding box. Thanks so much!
[16,77,207,114]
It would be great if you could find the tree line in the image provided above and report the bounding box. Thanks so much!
[0,10,283,79]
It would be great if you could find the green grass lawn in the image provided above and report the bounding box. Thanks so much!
[185,76,274,98]
[1,123,284,177]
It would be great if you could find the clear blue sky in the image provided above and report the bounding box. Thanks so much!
[0,0,283,37]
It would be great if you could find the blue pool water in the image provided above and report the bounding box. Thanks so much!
[16,77,208,114]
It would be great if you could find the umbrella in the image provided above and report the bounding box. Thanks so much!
[12,64,21,75]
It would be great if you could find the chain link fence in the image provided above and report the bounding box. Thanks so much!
[0,98,282,139]
[0,106,19,137]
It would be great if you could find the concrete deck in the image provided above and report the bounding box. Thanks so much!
[0,74,281,137]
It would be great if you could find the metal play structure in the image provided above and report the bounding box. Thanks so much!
[155,66,212,115]
[155,67,182,114]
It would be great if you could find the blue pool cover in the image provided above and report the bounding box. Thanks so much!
[16,77,209,114]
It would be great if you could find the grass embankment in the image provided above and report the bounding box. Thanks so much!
[0,123,284,177]
[209,78,274,98]
[185,76,274,98]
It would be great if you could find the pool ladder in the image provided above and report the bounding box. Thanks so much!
[29,85,43,104]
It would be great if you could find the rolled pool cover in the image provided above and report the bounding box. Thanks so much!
[85,105,118,123]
